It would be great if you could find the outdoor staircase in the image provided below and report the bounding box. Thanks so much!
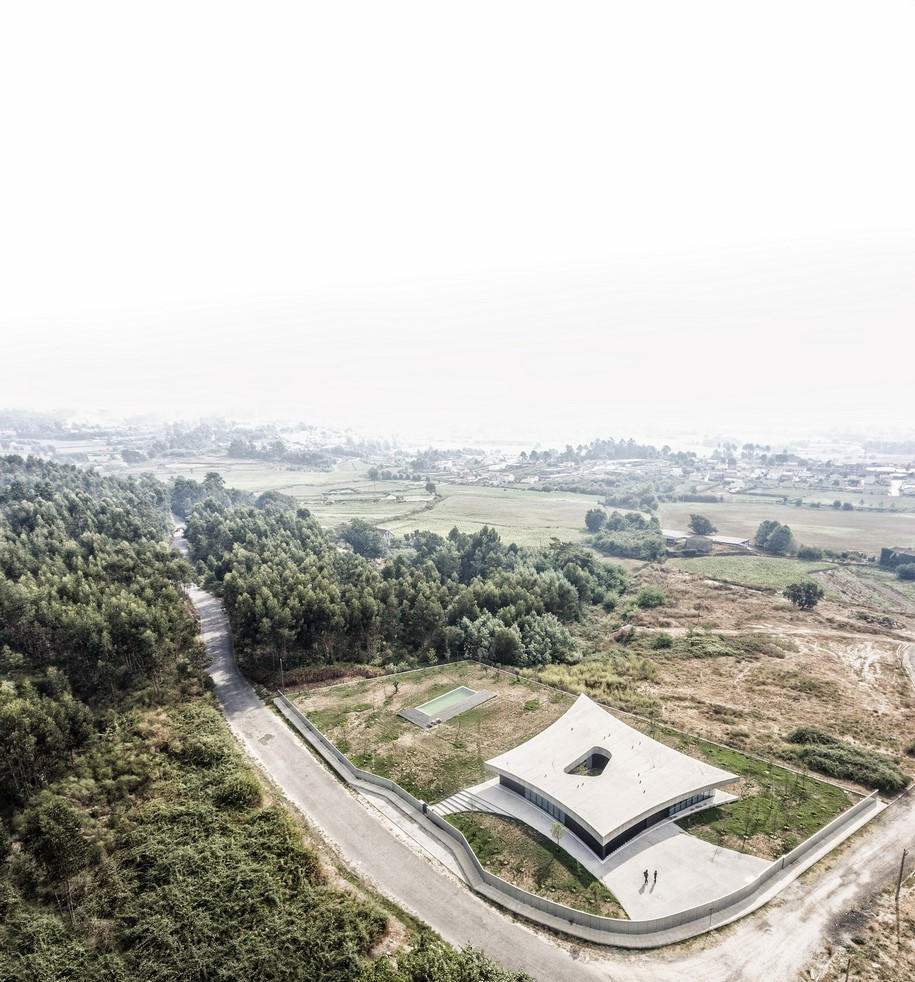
[431,787,513,818]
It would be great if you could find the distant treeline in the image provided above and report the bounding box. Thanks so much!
[226,438,336,469]
[585,508,666,561]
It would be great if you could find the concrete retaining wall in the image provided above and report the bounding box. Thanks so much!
[274,693,879,945]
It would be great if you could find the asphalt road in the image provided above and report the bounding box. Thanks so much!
[189,582,915,982]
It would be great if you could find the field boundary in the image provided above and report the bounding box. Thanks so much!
[274,692,882,948]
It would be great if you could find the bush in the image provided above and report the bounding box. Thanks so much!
[651,632,674,649]
[217,770,263,810]
[635,586,666,609]
[584,507,606,532]
[787,727,839,746]
[785,728,909,794]
[797,545,823,561]
[181,736,227,767]
[897,564,915,581]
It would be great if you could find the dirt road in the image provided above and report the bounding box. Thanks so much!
[188,573,915,981]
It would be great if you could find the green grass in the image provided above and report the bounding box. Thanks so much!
[664,729,854,856]
[668,554,834,589]
[446,812,626,918]
[136,455,605,547]
[383,483,601,548]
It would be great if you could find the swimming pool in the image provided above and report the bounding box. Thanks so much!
[417,685,476,716]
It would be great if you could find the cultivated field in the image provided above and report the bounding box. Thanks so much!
[134,455,601,546]
[667,555,835,590]
[660,499,915,555]
[382,484,599,547]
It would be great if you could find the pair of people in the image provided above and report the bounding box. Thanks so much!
[642,869,658,885]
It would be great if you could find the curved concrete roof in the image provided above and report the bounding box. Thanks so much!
[485,694,737,845]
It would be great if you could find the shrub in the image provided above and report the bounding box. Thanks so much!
[787,727,838,746]
[217,770,263,810]
[896,564,915,581]
[181,736,227,767]
[651,632,674,649]
[797,545,823,561]
[635,586,666,609]
[584,508,606,532]
[785,728,909,794]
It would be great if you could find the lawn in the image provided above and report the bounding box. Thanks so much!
[447,812,626,918]
[660,500,915,556]
[666,731,854,858]
[667,555,835,590]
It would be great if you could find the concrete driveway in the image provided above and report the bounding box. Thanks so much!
[453,778,769,919]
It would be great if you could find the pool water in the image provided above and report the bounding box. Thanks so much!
[417,685,475,715]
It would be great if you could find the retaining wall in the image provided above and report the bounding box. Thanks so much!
[274,693,880,945]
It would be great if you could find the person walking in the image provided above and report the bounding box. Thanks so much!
[653,869,658,885]
[643,869,649,885]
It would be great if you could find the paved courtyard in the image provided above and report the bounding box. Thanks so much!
[436,778,770,919]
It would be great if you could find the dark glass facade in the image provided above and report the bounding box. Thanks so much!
[498,775,713,859]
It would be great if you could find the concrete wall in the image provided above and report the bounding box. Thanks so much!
[274,693,879,945]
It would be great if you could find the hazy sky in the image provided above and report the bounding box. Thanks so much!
[2,1,913,445]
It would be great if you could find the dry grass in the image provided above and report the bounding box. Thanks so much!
[817,878,915,981]
[600,565,915,769]
[292,663,574,802]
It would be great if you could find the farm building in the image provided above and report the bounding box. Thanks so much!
[485,695,737,859]
[879,546,915,569]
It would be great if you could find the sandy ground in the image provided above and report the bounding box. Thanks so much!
[625,567,915,764]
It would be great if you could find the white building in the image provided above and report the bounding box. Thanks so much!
[485,695,737,859]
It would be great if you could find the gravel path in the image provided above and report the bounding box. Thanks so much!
[188,577,915,981]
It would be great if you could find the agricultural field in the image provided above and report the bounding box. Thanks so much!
[659,499,915,556]
[291,661,858,860]
[382,484,600,547]
[131,455,602,546]
[667,555,835,590]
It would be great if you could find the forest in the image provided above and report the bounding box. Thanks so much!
[0,456,527,981]
[184,499,628,678]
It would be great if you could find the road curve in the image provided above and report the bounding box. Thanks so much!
[189,581,915,982]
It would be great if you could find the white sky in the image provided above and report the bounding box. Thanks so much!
[2,1,914,445]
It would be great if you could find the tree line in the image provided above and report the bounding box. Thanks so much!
[185,502,628,676]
